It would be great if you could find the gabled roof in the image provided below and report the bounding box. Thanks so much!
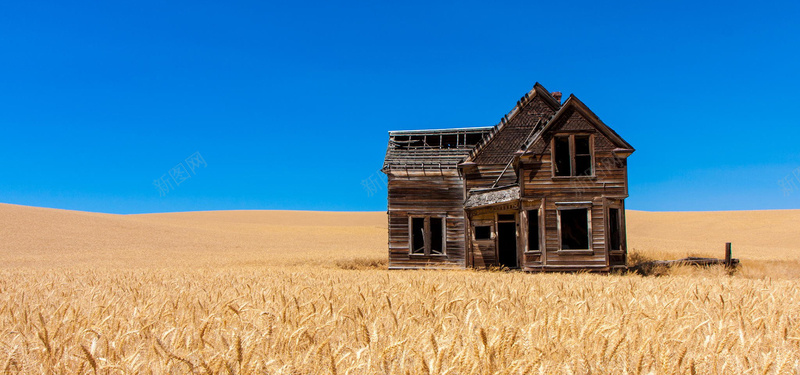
[466,83,562,165]
[521,94,634,154]
[382,83,634,173]
[382,127,493,171]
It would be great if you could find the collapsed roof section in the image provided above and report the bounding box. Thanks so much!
[382,83,634,173]
[382,127,492,171]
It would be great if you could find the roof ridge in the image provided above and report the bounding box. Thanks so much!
[465,83,561,163]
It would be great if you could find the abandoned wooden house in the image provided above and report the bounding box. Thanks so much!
[381,83,634,271]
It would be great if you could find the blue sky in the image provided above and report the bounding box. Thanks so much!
[1,0,799,214]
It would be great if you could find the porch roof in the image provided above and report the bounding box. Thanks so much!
[464,185,520,209]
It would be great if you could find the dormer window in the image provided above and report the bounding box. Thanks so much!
[553,134,593,177]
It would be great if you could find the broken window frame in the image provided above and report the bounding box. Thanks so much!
[410,217,426,254]
[555,202,593,254]
[607,202,624,252]
[552,134,594,178]
[525,207,542,252]
[390,130,489,150]
[408,215,447,256]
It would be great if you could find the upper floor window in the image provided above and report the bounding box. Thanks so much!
[553,134,593,177]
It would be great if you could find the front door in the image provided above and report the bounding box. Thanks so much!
[497,222,518,268]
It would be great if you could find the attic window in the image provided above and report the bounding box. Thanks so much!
[553,134,593,177]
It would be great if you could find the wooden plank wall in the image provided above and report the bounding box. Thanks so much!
[518,202,539,270]
[384,97,631,272]
[466,213,497,268]
[536,200,607,269]
[462,166,518,269]
[386,170,466,269]
[520,107,629,271]
[464,165,518,191]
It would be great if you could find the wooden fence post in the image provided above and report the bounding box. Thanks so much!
[725,242,732,268]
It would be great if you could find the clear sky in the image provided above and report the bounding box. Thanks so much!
[1,0,799,214]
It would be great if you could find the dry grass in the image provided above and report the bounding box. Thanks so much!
[0,203,799,373]
[1,269,798,373]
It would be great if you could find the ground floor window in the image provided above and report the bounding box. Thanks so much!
[409,216,445,255]
[527,209,540,251]
[558,207,591,250]
[608,207,621,250]
[430,217,443,254]
[473,225,492,240]
[411,218,425,253]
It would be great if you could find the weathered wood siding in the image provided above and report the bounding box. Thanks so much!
[532,199,607,270]
[383,85,632,272]
[386,170,466,269]
[520,106,630,271]
[466,90,559,192]
[464,165,517,191]
[466,213,497,268]
[471,92,559,165]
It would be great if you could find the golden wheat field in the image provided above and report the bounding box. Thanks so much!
[0,203,799,373]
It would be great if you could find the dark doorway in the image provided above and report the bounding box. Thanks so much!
[497,222,517,268]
